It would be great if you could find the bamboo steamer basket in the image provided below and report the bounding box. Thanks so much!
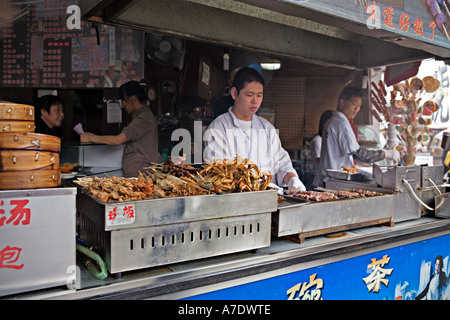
[0,101,35,133]
[0,102,62,189]
[0,169,61,190]
[0,120,35,133]
[0,102,34,121]
[0,150,59,171]
[0,132,61,152]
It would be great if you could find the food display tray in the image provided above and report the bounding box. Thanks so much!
[272,194,395,243]
[326,169,366,181]
[324,178,430,222]
[77,189,278,273]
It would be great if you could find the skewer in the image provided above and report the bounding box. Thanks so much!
[443,1,450,19]
[427,0,450,40]
[315,186,337,193]
[371,109,383,122]
[443,25,450,40]
[397,134,407,146]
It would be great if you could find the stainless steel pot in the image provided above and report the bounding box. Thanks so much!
[441,132,450,150]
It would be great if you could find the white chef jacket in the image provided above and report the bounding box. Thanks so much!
[203,107,297,186]
[314,111,360,186]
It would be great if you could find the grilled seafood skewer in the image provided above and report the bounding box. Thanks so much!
[74,155,273,202]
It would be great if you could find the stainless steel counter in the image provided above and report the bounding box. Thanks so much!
[4,216,450,300]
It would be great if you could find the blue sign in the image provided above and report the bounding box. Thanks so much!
[282,0,450,50]
[186,234,450,300]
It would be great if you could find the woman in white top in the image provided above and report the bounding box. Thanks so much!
[204,67,305,190]
[310,110,334,188]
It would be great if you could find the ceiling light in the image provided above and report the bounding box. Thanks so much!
[260,62,281,71]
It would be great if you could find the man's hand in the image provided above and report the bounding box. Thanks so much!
[288,177,306,191]
[384,149,401,163]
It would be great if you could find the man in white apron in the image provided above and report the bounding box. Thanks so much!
[204,67,305,191]
[315,86,401,187]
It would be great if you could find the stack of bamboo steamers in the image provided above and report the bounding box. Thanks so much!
[0,101,61,190]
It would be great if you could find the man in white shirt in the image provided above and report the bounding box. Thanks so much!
[314,86,401,187]
[203,67,305,191]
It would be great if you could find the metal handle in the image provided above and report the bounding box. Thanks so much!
[426,178,443,196]
[402,179,438,211]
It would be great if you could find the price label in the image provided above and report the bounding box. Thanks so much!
[105,204,135,227]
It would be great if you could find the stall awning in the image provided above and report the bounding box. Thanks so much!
[241,0,450,58]
[79,0,449,69]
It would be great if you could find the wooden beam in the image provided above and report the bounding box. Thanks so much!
[103,0,139,23]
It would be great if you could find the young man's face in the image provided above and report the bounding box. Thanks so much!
[340,96,362,120]
[231,81,263,121]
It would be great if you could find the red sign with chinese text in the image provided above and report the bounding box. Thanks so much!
[106,203,136,227]
[0,199,32,271]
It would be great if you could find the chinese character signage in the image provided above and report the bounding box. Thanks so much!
[0,199,31,271]
[287,273,324,300]
[362,254,394,293]
[106,203,136,227]
[0,0,144,88]
[0,189,76,296]
[283,0,450,50]
[185,233,450,300]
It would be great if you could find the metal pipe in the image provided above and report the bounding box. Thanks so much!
[76,243,108,280]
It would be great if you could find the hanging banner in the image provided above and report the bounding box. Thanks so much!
[185,233,450,300]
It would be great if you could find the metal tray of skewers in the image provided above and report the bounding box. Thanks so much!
[74,157,278,273]
[326,168,373,181]
[273,188,395,241]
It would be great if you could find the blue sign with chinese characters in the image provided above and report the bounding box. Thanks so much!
[282,0,450,50]
[185,234,450,300]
